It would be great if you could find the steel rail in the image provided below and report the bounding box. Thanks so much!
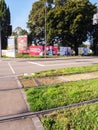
[0,98,98,123]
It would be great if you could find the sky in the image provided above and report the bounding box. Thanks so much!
[5,0,98,31]
[5,0,36,31]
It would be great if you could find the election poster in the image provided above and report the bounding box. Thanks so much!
[29,46,43,56]
[44,46,58,55]
[17,35,28,53]
[60,47,71,56]
[78,47,84,55]
[6,36,15,57]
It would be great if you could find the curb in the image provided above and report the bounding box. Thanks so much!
[16,76,45,130]
[32,116,44,130]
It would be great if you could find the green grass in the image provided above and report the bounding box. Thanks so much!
[41,102,98,130]
[16,53,45,58]
[16,53,69,58]
[22,64,98,79]
[31,64,98,78]
[25,78,98,111]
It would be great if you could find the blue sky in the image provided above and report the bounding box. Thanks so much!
[5,0,98,31]
[5,0,36,31]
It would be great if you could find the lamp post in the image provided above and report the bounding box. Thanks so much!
[44,1,55,57]
[44,1,47,57]
[45,2,47,46]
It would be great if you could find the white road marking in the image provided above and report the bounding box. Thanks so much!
[45,63,67,66]
[28,61,74,67]
[28,62,45,66]
[8,62,15,74]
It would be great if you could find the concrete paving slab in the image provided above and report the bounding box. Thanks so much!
[0,77,18,90]
[0,89,28,116]
[0,117,36,130]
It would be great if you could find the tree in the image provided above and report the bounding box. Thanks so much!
[90,24,98,55]
[0,0,12,49]
[27,0,51,44]
[47,0,97,55]
[12,27,28,49]
[27,0,66,45]
[12,26,28,36]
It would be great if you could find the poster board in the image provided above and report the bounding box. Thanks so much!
[17,35,28,53]
[6,36,15,57]
[29,46,43,56]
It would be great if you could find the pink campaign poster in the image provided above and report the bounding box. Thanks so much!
[17,35,28,53]
[29,46,43,56]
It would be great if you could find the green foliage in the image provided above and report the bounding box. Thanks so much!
[16,53,45,58]
[27,1,46,37]
[27,0,97,53]
[34,64,98,77]
[0,0,12,49]
[12,27,28,36]
[47,0,96,54]
[91,23,98,55]
[41,102,98,130]
[42,117,56,130]
[25,78,98,111]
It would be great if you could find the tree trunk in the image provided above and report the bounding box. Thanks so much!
[74,42,78,56]
[75,47,78,55]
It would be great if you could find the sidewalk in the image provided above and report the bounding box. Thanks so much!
[0,76,38,130]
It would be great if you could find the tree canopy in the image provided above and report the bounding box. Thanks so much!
[27,0,97,55]
[27,0,66,45]
[47,0,97,54]
[12,27,28,36]
[0,0,12,49]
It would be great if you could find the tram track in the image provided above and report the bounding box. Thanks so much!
[0,98,98,123]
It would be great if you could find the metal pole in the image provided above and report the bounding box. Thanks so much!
[44,1,47,57]
[0,22,1,58]
[45,2,46,45]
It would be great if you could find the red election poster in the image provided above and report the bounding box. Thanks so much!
[44,46,58,55]
[52,46,58,55]
[17,35,28,53]
[29,46,43,56]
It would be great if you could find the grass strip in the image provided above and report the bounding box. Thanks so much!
[25,78,98,112]
[23,64,98,78]
[41,102,98,130]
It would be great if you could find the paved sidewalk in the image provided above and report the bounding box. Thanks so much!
[0,118,36,130]
[59,71,98,82]
[0,76,38,130]
[0,77,28,116]
[0,60,42,130]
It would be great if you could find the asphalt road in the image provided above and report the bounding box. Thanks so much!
[1,56,98,77]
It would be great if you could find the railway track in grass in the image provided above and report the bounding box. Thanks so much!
[0,98,98,123]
